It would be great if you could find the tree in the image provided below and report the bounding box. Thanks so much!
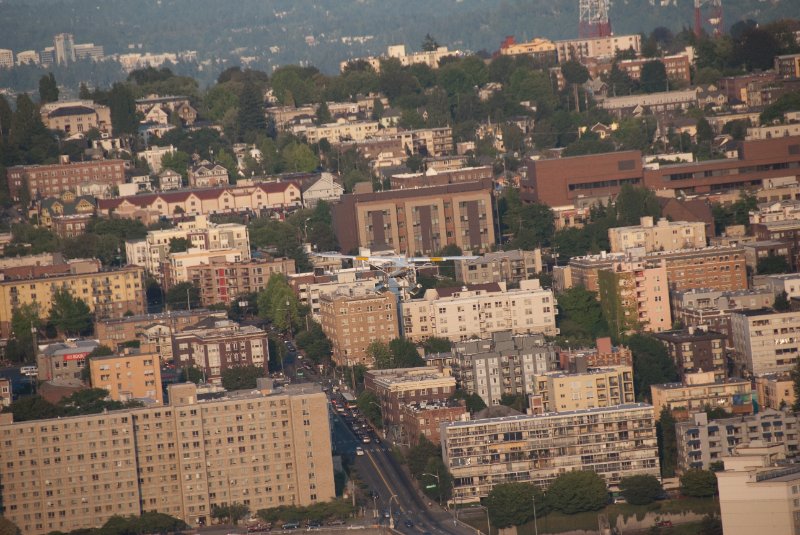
[366,340,393,369]
[108,82,138,135]
[237,79,266,139]
[316,101,332,125]
[160,150,190,180]
[556,287,608,345]
[212,502,250,525]
[451,389,487,413]
[546,470,608,514]
[294,322,332,363]
[0,517,21,535]
[38,73,59,103]
[165,281,200,311]
[680,469,718,497]
[422,337,452,354]
[628,334,678,401]
[422,33,440,52]
[503,189,555,248]
[485,482,546,528]
[169,237,190,253]
[699,515,723,535]
[357,390,382,428]
[49,288,92,336]
[657,407,678,477]
[758,256,790,275]
[407,435,440,478]
[9,303,43,363]
[406,154,424,172]
[615,184,661,226]
[561,60,589,112]
[389,338,425,368]
[499,393,526,412]
[619,475,663,505]
[221,365,267,391]
[281,141,319,172]
[640,61,668,93]
[774,291,792,312]
[5,395,61,422]
[257,273,302,332]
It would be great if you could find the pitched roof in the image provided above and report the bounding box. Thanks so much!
[47,105,96,118]
[97,182,298,210]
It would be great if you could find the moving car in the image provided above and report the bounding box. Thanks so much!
[355,446,365,456]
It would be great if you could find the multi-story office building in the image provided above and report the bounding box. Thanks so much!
[0,381,334,534]
[94,309,223,350]
[671,287,773,344]
[653,327,727,381]
[402,280,558,343]
[171,318,269,382]
[8,156,126,202]
[531,366,635,413]
[36,339,99,383]
[677,410,799,474]
[442,403,660,501]
[451,331,559,406]
[40,100,113,136]
[598,258,671,336]
[188,257,296,306]
[0,259,146,338]
[398,400,469,446]
[318,286,398,367]
[89,349,163,403]
[651,371,753,420]
[125,215,250,277]
[755,373,796,411]
[717,443,800,535]
[364,367,457,440]
[730,309,800,377]
[453,249,543,286]
[608,217,707,254]
[332,179,495,255]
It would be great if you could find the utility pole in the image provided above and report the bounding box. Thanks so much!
[186,287,191,311]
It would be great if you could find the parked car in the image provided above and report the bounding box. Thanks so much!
[282,522,299,530]
[355,447,365,456]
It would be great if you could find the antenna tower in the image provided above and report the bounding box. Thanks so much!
[694,0,723,37]
[579,0,612,39]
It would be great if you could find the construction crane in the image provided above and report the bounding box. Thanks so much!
[579,0,612,39]
[694,0,723,37]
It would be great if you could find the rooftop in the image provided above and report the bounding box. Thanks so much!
[651,377,750,390]
[446,403,654,428]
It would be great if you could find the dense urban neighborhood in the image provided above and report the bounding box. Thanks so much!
[2,3,800,535]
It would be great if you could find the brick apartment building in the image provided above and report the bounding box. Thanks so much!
[399,400,468,446]
[0,382,335,533]
[8,156,127,202]
[331,179,495,255]
[670,288,773,344]
[188,257,296,306]
[653,326,728,381]
[94,309,225,349]
[171,318,269,382]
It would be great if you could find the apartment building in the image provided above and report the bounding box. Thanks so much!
[651,371,753,421]
[162,248,246,288]
[554,34,641,62]
[755,373,796,411]
[402,280,558,343]
[442,403,659,501]
[451,331,559,407]
[677,410,798,474]
[717,443,800,535]
[188,160,229,188]
[318,286,397,367]
[396,127,453,157]
[364,367,456,439]
[302,121,381,144]
[171,319,269,382]
[730,309,800,377]
[532,366,635,413]
[188,256,296,307]
[331,179,494,256]
[453,249,543,286]
[775,53,800,79]
[616,53,691,84]
[560,337,633,371]
[139,145,176,174]
[340,44,459,73]
[125,215,250,277]
[752,220,800,269]
[89,349,163,403]
[94,309,224,350]
[0,260,146,338]
[0,49,13,68]
[498,36,557,63]
[653,327,727,381]
[36,339,99,383]
[8,156,126,202]
[390,166,493,190]
[671,288,773,343]
[608,217,707,254]
[288,271,382,319]
[39,100,112,136]
[0,378,10,407]
[597,258,671,336]
[98,182,302,223]
[399,400,469,446]
[0,381,334,534]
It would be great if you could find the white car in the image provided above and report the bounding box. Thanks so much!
[355,447,365,456]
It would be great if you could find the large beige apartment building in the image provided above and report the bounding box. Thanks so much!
[730,309,800,376]
[188,256,296,307]
[39,100,112,136]
[608,217,707,253]
[650,371,753,420]
[302,121,381,144]
[8,156,127,202]
[554,34,642,62]
[89,349,163,403]
[318,286,398,367]
[755,373,796,410]
[0,381,334,534]
[598,259,671,336]
[453,249,543,286]
[402,280,557,343]
[0,259,146,338]
[442,403,660,501]
[532,366,635,413]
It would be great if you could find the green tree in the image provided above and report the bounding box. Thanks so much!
[628,334,678,401]
[159,150,190,180]
[49,288,92,336]
[9,303,43,363]
[560,60,590,112]
[546,470,608,514]
[774,291,792,312]
[357,390,382,428]
[503,189,554,248]
[294,322,332,363]
[680,469,718,498]
[389,338,425,368]
[407,435,440,478]
[422,337,452,354]
[257,273,302,332]
[422,33,440,52]
[237,79,266,139]
[0,516,22,535]
[657,406,678,477]
[615,184,661,226]
[757,256,790,275]
[450,389,487,413]
[619,474,663,505]
[556,287,608,345]
[169,237,190,253]
[165,281,200,311]
[640,60,668,93]
[5,395,61,422]
[316,101,333,125]
[485,482,545,528]
[211,502,251,525]
[221,365,267,391]
[499,393,526,412]
[406,154,424,172]
[38,73,59,103]
[108,82,138,135]
[281,141,319,172]
[366,340,393,369]
[791,360,800,412]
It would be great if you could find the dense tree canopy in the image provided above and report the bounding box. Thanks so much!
[546,470,608,514]
[485,482,546,528]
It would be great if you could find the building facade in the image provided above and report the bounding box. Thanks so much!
[442,403,659,501]
[398,400,469,446]
[402,280,558,343]
[653,327,727,381]
[608,217,707,254]
[532,366,635,413]
[89,350,163,403]
[0,382,334,533]
[453,249,543,286]
[40,100,112,136]
[8,157,126,202]
[730,309,800,377]
[188,257,297,306]
[755,373,796,411]
[36,340,99,383]
[671,288,774,344]
[598,259,671,336]
[94,309,224,350]
[651,372,753,421]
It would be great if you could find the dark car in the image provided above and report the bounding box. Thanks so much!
[282,523,299,530]
[404,520,414,528]
[307,520,322,529]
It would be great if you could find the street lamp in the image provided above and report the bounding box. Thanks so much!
[421,472,441,506]
[475,504,491,535]
[532,493,539,535]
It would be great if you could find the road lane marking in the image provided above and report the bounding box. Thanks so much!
[365,449,397,498]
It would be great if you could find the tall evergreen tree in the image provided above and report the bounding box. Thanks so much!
[237,79,266,140]
[0,94,12,139]
[108,83,138,135]
[78,82,92,100]
[38,73,59,103]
